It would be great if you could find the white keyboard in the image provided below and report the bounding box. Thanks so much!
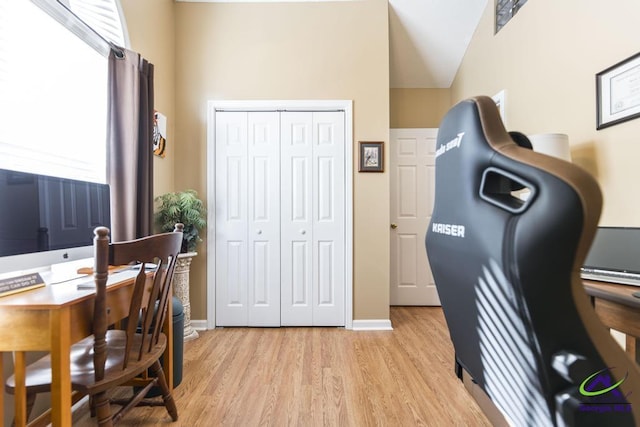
[75,268,141,289]
[581,267,640,287]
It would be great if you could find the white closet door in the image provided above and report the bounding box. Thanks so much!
[215,112,249,326]
[216,109,345,327]
[247,112,280,326]
[281,112,345,326]
[216,112,281,326]
[280,112,314,325]
[311,112,345,326]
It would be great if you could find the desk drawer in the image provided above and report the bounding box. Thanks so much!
[0,308,50,351]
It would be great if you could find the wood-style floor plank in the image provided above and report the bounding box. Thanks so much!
[71,307,490,426]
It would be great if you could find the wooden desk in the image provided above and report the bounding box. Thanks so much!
[584,279,640,363]
[0,271,173,426]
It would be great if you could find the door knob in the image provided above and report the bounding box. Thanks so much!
[257,230,262,235]
[300,229,306,235]
[390,223,398,229]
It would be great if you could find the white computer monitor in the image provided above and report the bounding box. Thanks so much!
[0,168,110,281]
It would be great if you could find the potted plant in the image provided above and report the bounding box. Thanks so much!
[154,189,207,253]
[154,189,206,341]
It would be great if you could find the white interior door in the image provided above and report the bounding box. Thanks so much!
[281,112,345,326]
[215,112,281,326]
[389,128,440,306]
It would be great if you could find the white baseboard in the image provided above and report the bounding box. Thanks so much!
[191,319,208,330]
[351,319,393,331]
[190,319,393,331]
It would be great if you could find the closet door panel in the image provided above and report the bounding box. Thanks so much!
[281,112,313,326]
[312,112,345,326]
[291,241,309,303]
[247,112,280,326]
[215,112,249,326]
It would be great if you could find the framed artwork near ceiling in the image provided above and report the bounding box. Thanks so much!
[495,0,527,33]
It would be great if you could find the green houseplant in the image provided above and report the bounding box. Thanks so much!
[154,190,207,253]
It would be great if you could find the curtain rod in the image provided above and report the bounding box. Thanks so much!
[30,0,125,58]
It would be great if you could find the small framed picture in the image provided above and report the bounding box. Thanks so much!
[359,141,384,172]
[492,90,506,125]
[596,51,640,130]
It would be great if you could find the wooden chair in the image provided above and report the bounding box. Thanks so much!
[5,224,183,426]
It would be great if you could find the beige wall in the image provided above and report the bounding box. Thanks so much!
[120,0,176,198]
[390,88,451,128]
[170,0,390,321]
[452,0,640,226]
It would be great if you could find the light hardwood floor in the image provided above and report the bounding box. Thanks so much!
[73,307,491,426]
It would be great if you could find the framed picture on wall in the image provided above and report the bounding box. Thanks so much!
[153,111,167,157]
[492,90,506,125]
[596,51,640,130]
[359,141,384,172]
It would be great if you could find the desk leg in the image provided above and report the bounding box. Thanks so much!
[626,335,640,364]
[50,308,72,427]
[13,351,27,426]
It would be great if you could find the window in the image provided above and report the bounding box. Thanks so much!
[495,0,527,33]
[0,0,127,183]
[68,0,128,48]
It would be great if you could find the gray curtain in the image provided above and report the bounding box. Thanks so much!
[107,47,154,241]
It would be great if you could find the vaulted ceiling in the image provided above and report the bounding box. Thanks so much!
[389,0,488,88]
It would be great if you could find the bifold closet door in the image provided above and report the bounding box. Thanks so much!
[215,111,281,327]
[215,110,345,327]
[280,111,345,326]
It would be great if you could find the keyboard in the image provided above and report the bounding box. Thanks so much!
[75,268,141,289]
[581,267,640,287]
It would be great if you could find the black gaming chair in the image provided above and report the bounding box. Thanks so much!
[425,96,640,426]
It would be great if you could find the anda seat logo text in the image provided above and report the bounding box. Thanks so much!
[435,132,465,159]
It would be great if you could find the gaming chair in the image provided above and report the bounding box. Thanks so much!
[425,96,640,426]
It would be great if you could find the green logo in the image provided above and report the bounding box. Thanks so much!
[579,368,627,397]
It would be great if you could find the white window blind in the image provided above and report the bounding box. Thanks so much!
[0,0,127,184]
[67,0,128,49]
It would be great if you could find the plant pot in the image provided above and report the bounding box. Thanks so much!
[172,252,199,341]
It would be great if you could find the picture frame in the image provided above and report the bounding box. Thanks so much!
[153,111,167,157]
[492,90,506,125]
[596,51,640,130]
[359,141,384,172]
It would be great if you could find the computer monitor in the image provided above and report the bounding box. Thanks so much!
[583,226,640,275]
[0,169,110,278]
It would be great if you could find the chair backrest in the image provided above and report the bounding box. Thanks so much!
[425,96,640,425]
[92,224,183,380]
